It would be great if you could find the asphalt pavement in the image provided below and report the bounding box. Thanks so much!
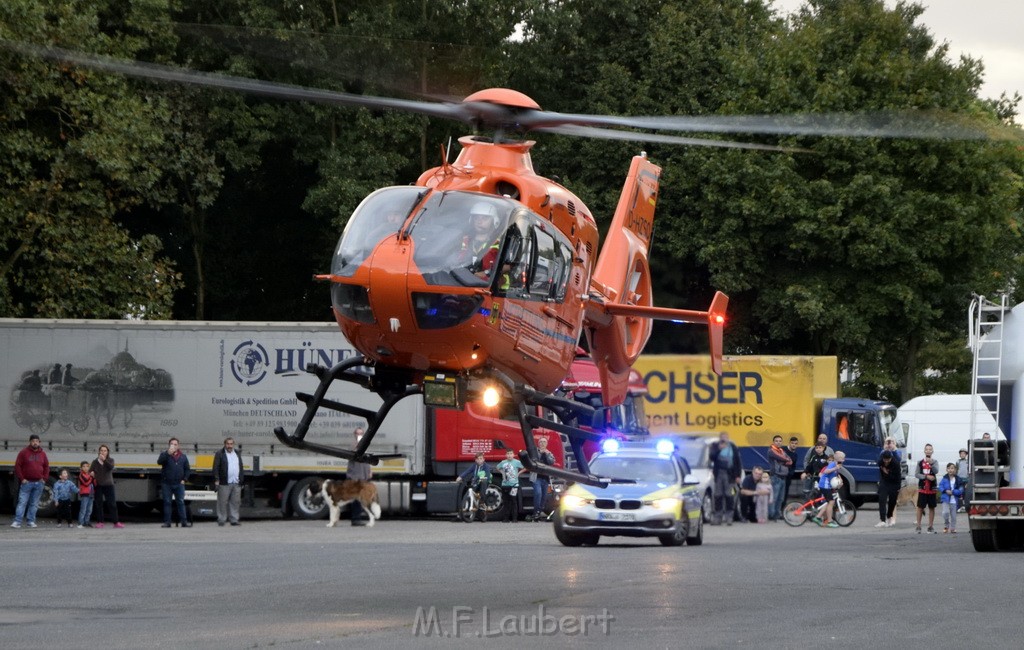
[0,506,1019,649]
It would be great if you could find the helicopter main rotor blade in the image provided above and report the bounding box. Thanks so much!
[0,40,484,124]
[5,39,1017,145]
[520,109,1019,142]
[536,124,812,153]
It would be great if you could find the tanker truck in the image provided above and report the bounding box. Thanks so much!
[1,320,644,521]
[967,295,1024,551]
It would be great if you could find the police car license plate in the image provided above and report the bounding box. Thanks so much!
[598,512,635,522]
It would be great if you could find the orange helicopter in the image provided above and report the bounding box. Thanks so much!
[305,87,728,485]
[2,41,1005,487]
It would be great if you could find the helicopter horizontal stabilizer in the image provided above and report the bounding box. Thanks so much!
[600,291,728,374]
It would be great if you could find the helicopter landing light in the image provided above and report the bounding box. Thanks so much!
[482,386,501,408]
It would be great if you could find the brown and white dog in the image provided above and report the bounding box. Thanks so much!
[308,479,382,527]
[890,485,919,524]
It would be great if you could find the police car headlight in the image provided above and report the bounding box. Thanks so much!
[562,495,593,508]
[645,497,680,510]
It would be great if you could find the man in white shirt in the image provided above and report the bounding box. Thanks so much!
[213,437,244,526]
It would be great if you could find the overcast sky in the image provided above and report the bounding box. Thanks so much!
[771,0,1023,102]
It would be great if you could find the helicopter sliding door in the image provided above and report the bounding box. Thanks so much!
[496,211,577,367]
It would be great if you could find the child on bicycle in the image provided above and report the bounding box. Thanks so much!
[816,451,845,528]
[801,443,829,497]
[455,453,492,522]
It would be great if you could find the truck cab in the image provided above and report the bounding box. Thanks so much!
[822,397,905,499]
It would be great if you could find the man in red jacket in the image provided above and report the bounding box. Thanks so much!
[12,434,49,528]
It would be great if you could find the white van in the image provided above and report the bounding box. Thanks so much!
[897,394,1004,470]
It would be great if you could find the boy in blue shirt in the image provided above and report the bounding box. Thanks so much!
[495,449,525,523]
[52,468,79,528]
[939,462,965,533]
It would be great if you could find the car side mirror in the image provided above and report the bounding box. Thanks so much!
[683,476,700,486]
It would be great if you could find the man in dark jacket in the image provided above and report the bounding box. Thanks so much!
[876,450,902,527]
[784,437,800,507]
[12,434,49,528]
[767,435,793,521]
[708,433,743,525]
[158,437,191,528]
[212,437,244,527]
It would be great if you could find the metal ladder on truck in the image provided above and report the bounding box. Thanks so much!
[968,294,1008,502]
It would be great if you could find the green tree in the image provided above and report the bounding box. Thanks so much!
[662,0,1024,402]
[0,0,182,318]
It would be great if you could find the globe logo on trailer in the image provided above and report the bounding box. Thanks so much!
[231,341,269,386]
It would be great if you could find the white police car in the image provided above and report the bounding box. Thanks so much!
[553,439,704,547]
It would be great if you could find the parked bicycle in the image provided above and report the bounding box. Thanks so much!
[458,482,501,523]
[783,488,857,527]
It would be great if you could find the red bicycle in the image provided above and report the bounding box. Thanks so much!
[783,489,857,527]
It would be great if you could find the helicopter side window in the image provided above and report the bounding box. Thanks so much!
[494,212,575,303]
[496,219,534,298]
[528,228,557,300]
[528,228,573,302]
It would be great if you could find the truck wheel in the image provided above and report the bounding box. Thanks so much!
[837,482,863,507]
[485,486,508,520]
[290,477,328,519]
[119,501,157,517]
[35,479,57,518]
[971,527,999,552]
[995,523,1020,550]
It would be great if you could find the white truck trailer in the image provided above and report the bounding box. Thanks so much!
[1,319,636,521]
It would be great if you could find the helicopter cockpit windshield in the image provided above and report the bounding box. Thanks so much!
[409,192,516,289]
[330,187,576,320]
[408,192,575,301]
[332,186,424,278]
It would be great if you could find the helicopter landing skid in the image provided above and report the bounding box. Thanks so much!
[273,358,415,465]
[511,385,615,489]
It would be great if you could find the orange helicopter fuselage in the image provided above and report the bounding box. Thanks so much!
[328,135,599,394]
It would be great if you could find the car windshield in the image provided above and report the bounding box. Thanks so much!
[673,440,706,468]
[590,456,678,483]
